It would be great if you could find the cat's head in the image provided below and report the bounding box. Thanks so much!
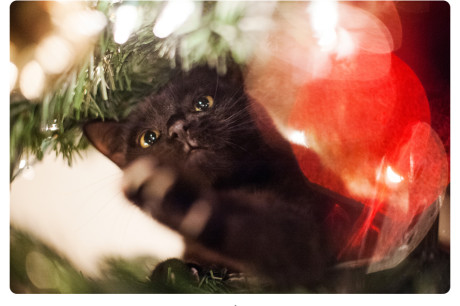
[84,65,260,181]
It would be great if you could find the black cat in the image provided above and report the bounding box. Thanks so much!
[84,65,362,289]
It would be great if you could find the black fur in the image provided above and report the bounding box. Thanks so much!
[84,66,357,289]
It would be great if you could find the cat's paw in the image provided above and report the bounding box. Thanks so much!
[122,157,176,211]
[122,158,208,232]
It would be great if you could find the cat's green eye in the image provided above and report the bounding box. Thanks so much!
[139,130,160,148]
[194,96,214,112]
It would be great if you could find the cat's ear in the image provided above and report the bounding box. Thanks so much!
[84,121,127,168]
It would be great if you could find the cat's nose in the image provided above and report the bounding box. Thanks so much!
[168,119,199,150]
[168,120,187,139]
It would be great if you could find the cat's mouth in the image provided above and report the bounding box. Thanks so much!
[188,146,206,155]
[185,145,209,164]
[181,139,206,154]
[175,137,211,163]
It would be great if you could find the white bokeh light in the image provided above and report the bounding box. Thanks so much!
[308,1,339,51]
[36,35,73,74]
[287,130,309,148]
[20,61,46,100]
[66,10,107,38]
[386,166,404,184]
[113,5,138,44]
[153,0,196,38]
[10,62,18,92]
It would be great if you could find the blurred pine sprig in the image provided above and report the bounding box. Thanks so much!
[10,226,257,293]
[10,224,449,293]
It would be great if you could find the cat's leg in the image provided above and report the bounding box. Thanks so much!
[185,190,329,287]
[122,157,206,229]
[122,158,329,288]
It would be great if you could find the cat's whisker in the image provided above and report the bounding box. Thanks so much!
[220,103,251,125]
[213,73,219,101]
[65,174,122,216]
[228,122,257,132]
[73,189,124,233]
[166,83,179,102]
[67,172,122,194]
[218,136,249,153]
[117,202,139,245]
[105,191,138,239]
[227,85,245,102]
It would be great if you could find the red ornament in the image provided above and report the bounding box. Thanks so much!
[288,53,448,265]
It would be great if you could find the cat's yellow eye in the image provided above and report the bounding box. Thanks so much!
[139,130,160,148]
[194,96,214,112]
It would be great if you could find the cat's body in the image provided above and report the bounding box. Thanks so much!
[84,66,358,289]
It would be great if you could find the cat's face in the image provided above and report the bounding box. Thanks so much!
[85,66,258,182]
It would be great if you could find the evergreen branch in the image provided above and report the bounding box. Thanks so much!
[10,226,252,293]
[9,1,268,179]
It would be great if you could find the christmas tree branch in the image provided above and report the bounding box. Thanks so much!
[10,1,270,180]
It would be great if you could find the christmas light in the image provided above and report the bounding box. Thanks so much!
[308,1,339,51]
[36,35,73,74]
[20,61,46,100]
[21,165,35,181]
[43,119,59,132]
[18,159,26,170]
[59,9,107,40]
[26,251,57,289]
[385,166,404,184]
[10,62,18,92]
[287,130,309,148]
[114,5,138,44]
[307,1,356,60]
[153,0,196,38]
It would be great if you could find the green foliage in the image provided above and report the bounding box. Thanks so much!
[11,227,94,293]
[11,225,449,294]
[10,227,256,294]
